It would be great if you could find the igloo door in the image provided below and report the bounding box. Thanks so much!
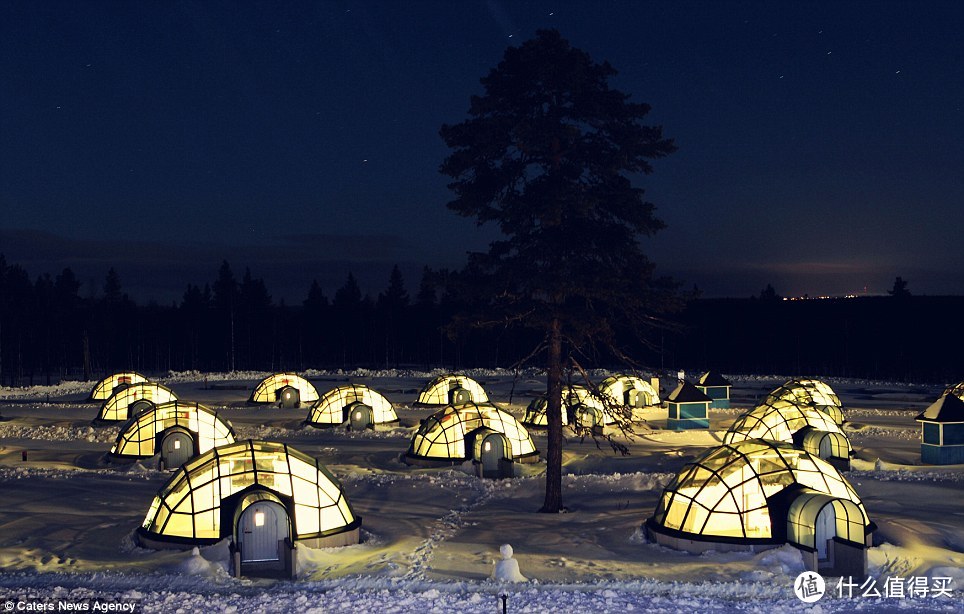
[238,500,288,563]
[624,389,637,407]
[348,402,374,430]
[815,503,836,561]
[479,432,510,478]
[449,387,472,405]
[819,434,833,460]
[277,386,300,409]
[129,399,153,417]
[161,429,194,468]
[575,404,601,429]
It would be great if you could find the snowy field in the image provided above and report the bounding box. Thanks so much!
[0,370,961,613]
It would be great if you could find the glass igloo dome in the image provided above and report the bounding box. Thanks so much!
[599,374,660,408]
[943,381,964,401]
[415,374,489,406]
[723,398,852,469]
[306,384,398,428]
[96,382,178,422]
[406,401,538,463]
[109,401,236,463]
[138,440,359,547]
[88,371,149,401]
[765,379,844,425]
[647,439,872,572]
[249,373,320,406]
[522,385,612,428]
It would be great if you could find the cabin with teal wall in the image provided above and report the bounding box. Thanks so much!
[917,394,964,465]
[666,381,711,430]
[696,371,732,409]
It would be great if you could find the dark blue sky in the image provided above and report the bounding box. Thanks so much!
[1,1,962,302]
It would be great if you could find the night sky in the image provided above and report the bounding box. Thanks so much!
[1,1,962,303]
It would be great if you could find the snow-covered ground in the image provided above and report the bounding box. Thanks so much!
[0,371,961,612]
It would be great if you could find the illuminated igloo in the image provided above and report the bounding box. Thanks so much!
[95,382,178,422]
[942,381,964,401]
[249,373,320,409]
[599,374,660,410]
[765,379,844,425]
[522,385,613,429]
[724,398,852,470]
[137,440,360,577]
[306,384,398,430]
[88,371,149,401]
[405,402,538,477]
[415,374,488,406]
[646,439,874,577]
[108,401,236,469]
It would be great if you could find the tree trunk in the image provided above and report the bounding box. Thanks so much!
[540,317,564,513]
[82,330,91,381]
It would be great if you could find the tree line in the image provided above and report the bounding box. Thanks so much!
[0,255,550,385]
[3,252,957,387]
[666,294,963,384]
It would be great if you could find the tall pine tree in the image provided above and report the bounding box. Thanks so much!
[440,30,680,512]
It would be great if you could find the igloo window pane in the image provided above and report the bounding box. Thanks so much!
[682,502,710,534]
[191,482,219,513]
[743,509,771,537]
[297,479,322,508]
[193,510,218,538]
[165,479,192,511]
[321,504,348,531]
[295,504,320,535]
[706,511,744,537]
[164,512,195,537]
[662,501,687,530]
[153,504,171,531]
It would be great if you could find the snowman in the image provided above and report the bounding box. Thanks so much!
[493,544,527,582]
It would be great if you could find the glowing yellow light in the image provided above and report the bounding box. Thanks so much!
[484,441,492,452]
[173,440,181,450]
[355,412,362,420]
[285,392,291,400]
[254,511,265,527]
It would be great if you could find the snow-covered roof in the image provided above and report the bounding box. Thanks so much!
[697,371,731,388]
[916,393,964,423]
[666,381,712,404]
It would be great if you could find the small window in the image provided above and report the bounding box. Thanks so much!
[922,422,941,445]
